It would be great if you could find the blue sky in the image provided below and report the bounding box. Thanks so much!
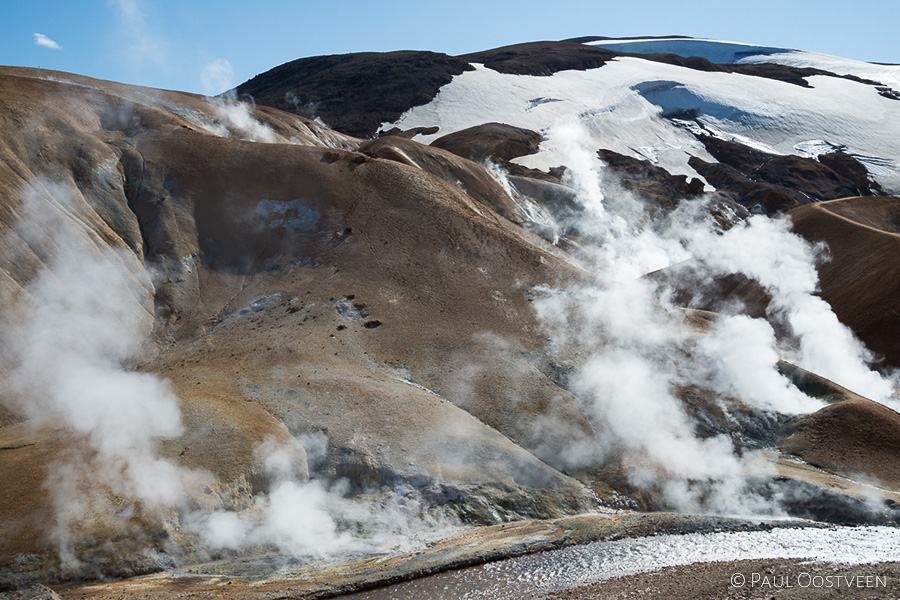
[3,0,899,95]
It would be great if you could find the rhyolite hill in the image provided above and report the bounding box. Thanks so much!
[1,36,900,591]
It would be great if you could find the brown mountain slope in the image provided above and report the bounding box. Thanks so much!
[357,135,526,222]
[788,196,900,368]
[0,67,599,584]
[4,64,900,593]
[780,397,900,489]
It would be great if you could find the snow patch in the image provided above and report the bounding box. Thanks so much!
[349,526,900,599]
[382,48,900,194]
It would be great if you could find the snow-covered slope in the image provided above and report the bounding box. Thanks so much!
[589,37,900,88]
[587,37,791,63]
[381,40,900,193]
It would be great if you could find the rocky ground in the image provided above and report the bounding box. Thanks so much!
[11,512,863,600]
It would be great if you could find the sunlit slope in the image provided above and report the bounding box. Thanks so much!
[3,38,900,588]
[0,68,597,583]
[789,196,900,368]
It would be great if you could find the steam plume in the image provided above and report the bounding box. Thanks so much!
[1,179,198,566]
[532,122,897,513]
[1,179,455,569]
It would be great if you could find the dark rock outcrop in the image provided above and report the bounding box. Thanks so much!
[379,126,440,139]
[753,154,860,200]
[431,122,542,164]
[690,157,798,214]
[461,41,617,76]
[235,51,474,138]
[694,134,772,174]
[818,151,885,195]
[597,149,705,212]
[689,135,876,214]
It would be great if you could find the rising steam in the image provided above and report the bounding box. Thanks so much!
[532,122,898,513]
[0,179,453,571]
[198,59,279,143]
[1,180,197,566]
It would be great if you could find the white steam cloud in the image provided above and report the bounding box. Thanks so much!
[682,215,895,403]
[696,314,817,415]
[188,439,351,557]
[199,63,279,143]
[532,122,898,513]
[188,436,459,558]
[200,58,235,97]
[545,120,621,234]
[1,178,454,571]
[33,33,61,50]
[1,180,199,567]
[203,97,279,143]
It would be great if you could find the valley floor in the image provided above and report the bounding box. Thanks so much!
[43,513,899,600]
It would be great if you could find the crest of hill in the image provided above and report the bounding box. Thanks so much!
[235,51,474,138]
[236,39,889,139]
[459,41,617,76]
[565,35,694,43]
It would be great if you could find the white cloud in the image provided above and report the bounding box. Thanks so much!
[34,33,61,50]
[200,58,235,97]
[108,0,168,69]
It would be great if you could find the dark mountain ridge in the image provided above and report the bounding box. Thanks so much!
[237,38,895,139]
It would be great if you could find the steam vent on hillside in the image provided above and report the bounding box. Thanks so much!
[2,34,900,599]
